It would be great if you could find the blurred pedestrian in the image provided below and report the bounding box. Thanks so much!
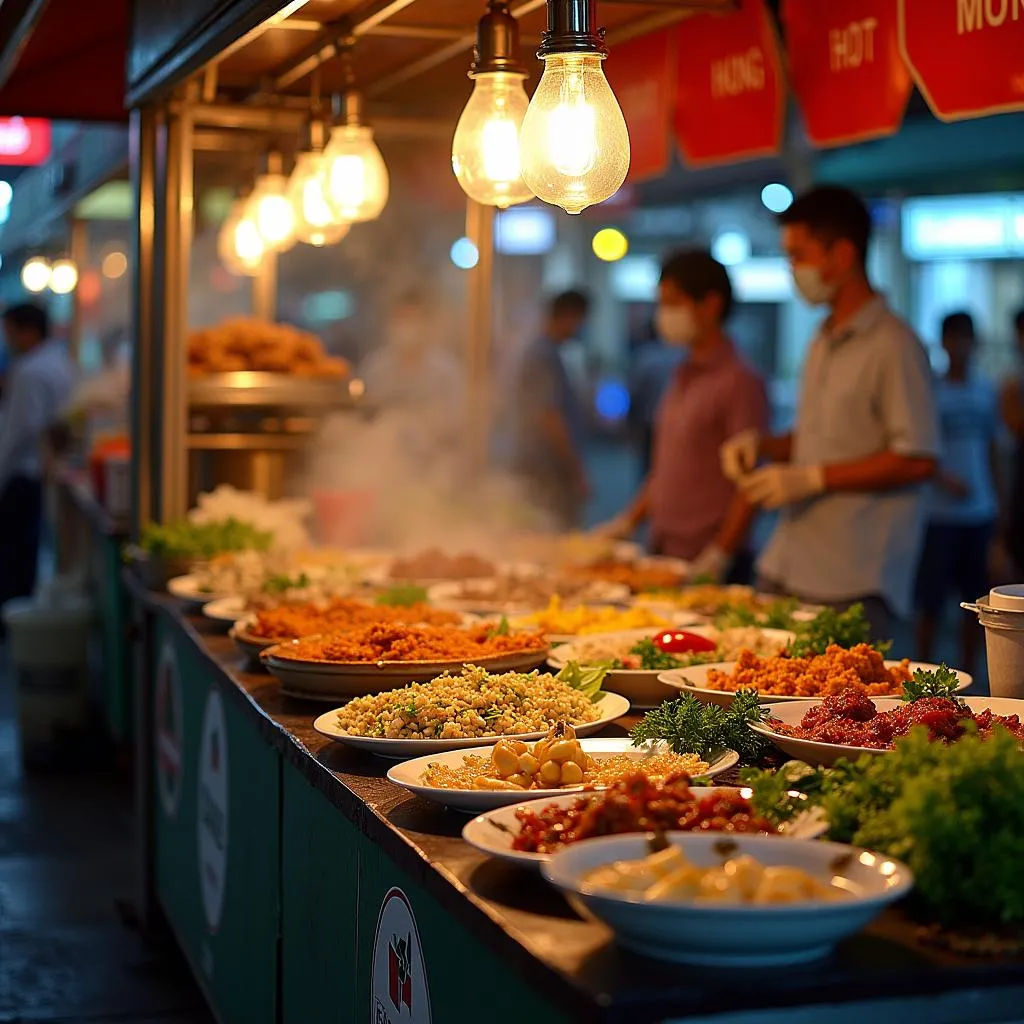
[0,304,76,612]
[721,185,938,639]
[915,312,999,674]
[595,250,767,582]
[513,290,591,529]
[1000,306,1024,577]
[627,319,683,482]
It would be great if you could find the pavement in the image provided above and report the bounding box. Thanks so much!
[0,652,213,1024]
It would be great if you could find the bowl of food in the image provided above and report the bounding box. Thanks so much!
[551,626,794,708]
[541,832,912,966]
[660,645,970,708]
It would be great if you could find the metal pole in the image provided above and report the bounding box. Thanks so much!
[159,101,194,523]
[67,218,87,364]
[130,107,157,536]
[465,199,495,472]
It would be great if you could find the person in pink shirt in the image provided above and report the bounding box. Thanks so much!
[597,250,768,581]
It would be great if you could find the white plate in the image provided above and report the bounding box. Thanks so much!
[313,691,631,757]
[660,660,973,708]
[167,574,235,606]
[542,832,912,967]
[750,694,1021,766]
[386,739,738,813]
[551,627,794,709]
[426,578,632,616]
[203,596,249,624]
[463,785,827,871]
[266,644,551,701]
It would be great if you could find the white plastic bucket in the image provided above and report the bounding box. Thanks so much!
[3,597,93,763]
[968,595,1024,699]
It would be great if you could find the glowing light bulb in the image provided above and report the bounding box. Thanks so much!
[21,257,50,293]
[217,200,264,276]
[321,125,389,223]
[247,172,296,252]
[452,72,533,209]
[519,53,629,215]
[286,151,350,247]
[49,258,78,294]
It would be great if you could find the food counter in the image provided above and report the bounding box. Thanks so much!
[53,467,133,742]
[127,577,1024,1024]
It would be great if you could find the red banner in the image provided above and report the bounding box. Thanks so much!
[605,31,674,183]
[0,118,50,165]
[784,0,912,146]
[899,0,1024,121]
[673,0,785,167]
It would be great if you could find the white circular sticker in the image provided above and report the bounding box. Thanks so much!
[371,888,431,1024]
[155,640,183,818]
[197,688,229,934]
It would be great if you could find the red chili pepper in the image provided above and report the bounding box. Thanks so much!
[653,630,718,654]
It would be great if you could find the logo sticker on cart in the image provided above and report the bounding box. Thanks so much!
[371,888,431,1023]
[197,688,229,934]
[155,640,183,818]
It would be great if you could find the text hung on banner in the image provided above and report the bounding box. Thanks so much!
[899,0,1024,121]
[673,0,785,167]
[783,0,913,146]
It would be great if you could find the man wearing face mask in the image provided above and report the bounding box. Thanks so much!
[720,186,938,636]
[597,250,767,580]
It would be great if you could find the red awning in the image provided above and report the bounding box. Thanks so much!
[0,0,128,122]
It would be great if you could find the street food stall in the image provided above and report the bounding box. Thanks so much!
[6,0,1024,1021]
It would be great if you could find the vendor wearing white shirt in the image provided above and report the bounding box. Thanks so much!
[0,304,75,611]
[915,312,999,675]
[720,186,939,639]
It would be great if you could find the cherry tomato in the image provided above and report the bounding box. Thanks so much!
[653,630,718,654]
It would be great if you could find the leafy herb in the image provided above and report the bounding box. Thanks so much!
[264,572,310,595]
[556,661,609,703]
[902,664,962,703]
[375,585,428,607]
[630,689,771,763]
[627,637,683,671]
[486,616,511,638]
[741,727,1024,926]
[714,597,799,631]
[139,517,273,560]
[787,603,891,658]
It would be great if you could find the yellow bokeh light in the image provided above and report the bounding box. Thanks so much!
[592,227,628,262]
[101,251,128,279]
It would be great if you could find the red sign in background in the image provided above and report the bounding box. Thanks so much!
[605,31,674,183]
[0,118,50,165]
[673,0,785,167]
[784,0,912,146]
[900,0,1024,121]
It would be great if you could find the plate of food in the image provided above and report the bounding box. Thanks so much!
[541,831,912,967]
[566,557,689,595]
[203,596,249,624]
[311,662,625,756]
[462,776,826,871]
[750,688,1024,767]
[660,645,972,708]
[229,598,467,664]
[511,596,699,644]
[386,731,736,813]
[264,622,549,699]
[426,576,631,615]
[549,626,794,708]
[167,573,235,606]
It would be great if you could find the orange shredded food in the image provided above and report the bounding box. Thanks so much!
[273,622,548,663]
[246,599,459,641]
[703,643,912,697]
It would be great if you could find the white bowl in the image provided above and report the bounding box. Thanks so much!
[661,660,972,708]
[541,832,912,967]
[387,740,737,813]
[751,694,1024,766]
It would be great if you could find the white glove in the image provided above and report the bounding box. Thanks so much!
[720,429,761,483]
[590,513,635,540]
[739,463,826,510]
[688,544,729,583]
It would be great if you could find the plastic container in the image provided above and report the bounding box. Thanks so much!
[964,590,1024,699]
[3,594,93,766]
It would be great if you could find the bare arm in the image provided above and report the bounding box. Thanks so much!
[713,492,758,555]
[822,450,937,492]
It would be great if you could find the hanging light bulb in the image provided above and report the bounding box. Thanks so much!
[452,1,533,209]
[49,258,79,294]
[245,151,297,252]
[21,256,51,293]
[321,55,390,223]
[287,117,351,247]
[518,0,630,215]
[217,194,265,276]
